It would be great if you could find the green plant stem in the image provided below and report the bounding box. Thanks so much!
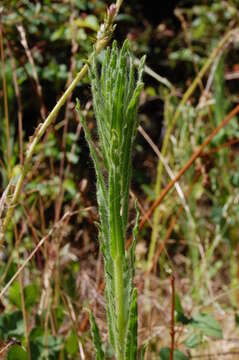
[147,28,235,271]
[110,155,126,356]
[84,40,144,359]
[1,0,123,242]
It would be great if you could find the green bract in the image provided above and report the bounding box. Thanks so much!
[78,39,145,360]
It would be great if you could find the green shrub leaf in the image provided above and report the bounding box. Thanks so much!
[7,345,28,360]
[191,313,223,339]
[159,347,188,360]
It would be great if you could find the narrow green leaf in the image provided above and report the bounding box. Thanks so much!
[130,201,140,274]
[137,55,146,84]
[125,288,138,360]
[105,282,116,351]
[89,311,105,360]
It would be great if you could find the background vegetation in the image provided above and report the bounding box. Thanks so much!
[1,0,239,358]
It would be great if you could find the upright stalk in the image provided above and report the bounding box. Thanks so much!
[79,40,145,359]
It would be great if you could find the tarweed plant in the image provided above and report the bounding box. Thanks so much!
[77,40,145,359]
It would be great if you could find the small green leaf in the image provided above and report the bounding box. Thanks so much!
[50,26,65,41]
[75,15,99,31]
[141,184,155,200]
[184,332,201,348]
[175,293,190,325]
[115,14,135,23]
[175,292,183,316]
[0,311,24,340]
[235,313,239,327]
[159,347,188,360]
[8,282,38,310]
[65,330,79,356]
[63,178,77,196]
[230,173,239,187]
[191,313,222,339]
[75,0,87,10]
[29,327,62,358]
[66,152,79,164]
[24,283,39,309]
[7,345,28,360]
[8,281,21,309]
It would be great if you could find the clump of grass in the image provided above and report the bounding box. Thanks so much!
[77,40,145,359]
